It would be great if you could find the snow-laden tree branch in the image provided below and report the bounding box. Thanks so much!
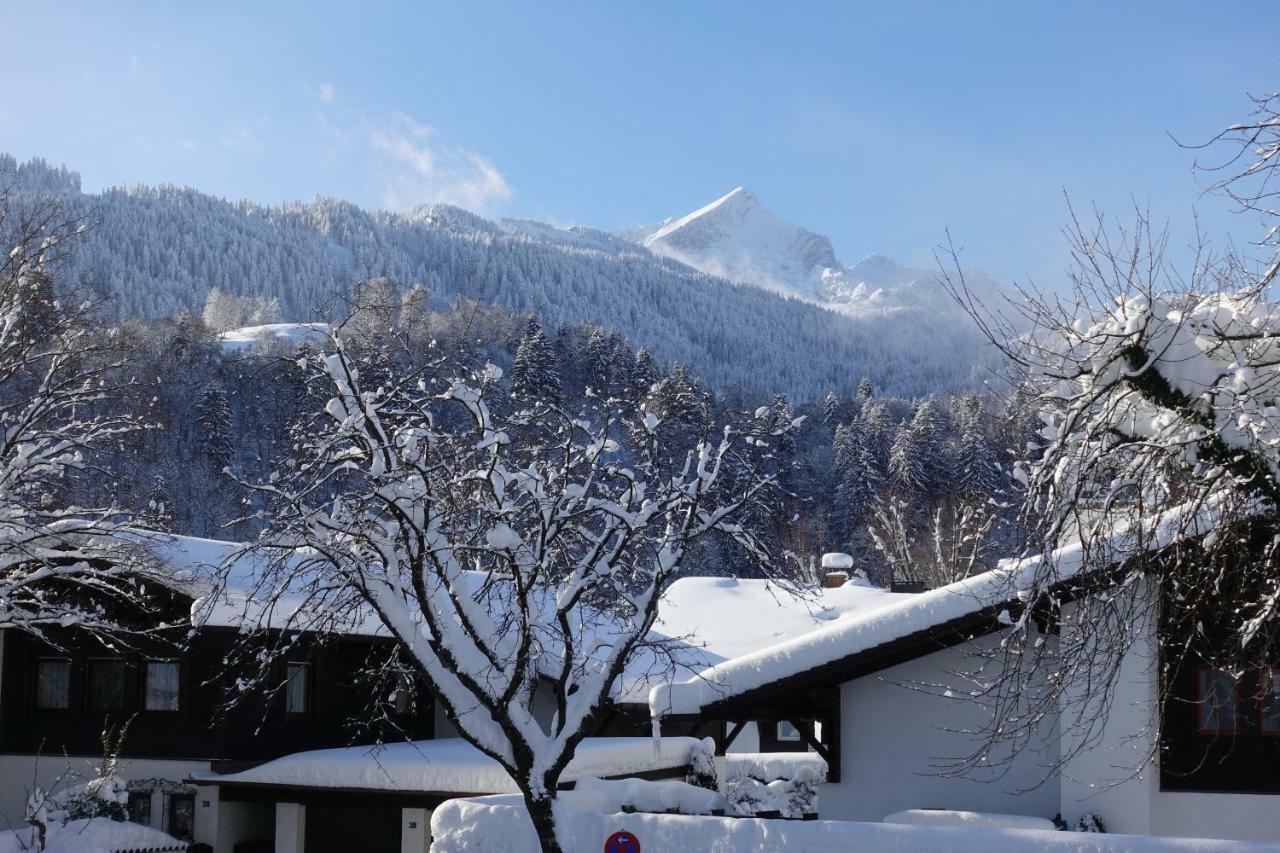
[932,95,1280,784]
[220,333,796,853]
[0,186,167,644]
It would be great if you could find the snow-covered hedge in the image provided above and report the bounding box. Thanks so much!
[429,796,1278,853]
[716,752,826,818]
[571,778,725,816]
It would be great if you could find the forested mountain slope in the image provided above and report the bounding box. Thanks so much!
[4,154,997,399]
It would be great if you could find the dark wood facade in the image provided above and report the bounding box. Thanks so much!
[0,626,434,762]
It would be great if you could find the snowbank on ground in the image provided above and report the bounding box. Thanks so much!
[193,737,702,795]
[0,818,183,853]
[885,808,1058,831]
[218,322,328,353]
[430,795,1280,853]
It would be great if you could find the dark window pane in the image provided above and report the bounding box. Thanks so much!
[35,660,70,710]
[145,661,180,711]
[87,659,127,713]
[1198,668,1237,733]
[1263,669,1280,734]
[166,793,194,840]
[286,663,308,714]
[393,674,413,716]
[127,791,152,826]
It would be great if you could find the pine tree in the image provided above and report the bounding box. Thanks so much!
[197,384,234,469]
[142,474,175,531]
[583,327,614,396]
[955,401,1000,499]
[888,421,926,497]
[831,416,880,544]
[857,378,873,403]
[511,318,562,404]
[822,391,840,428]
[630,349,659,400]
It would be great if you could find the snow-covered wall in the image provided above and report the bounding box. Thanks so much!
[823,633,1061,822]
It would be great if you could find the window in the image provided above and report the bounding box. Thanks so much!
[392,673,413,716]
[35,659,71,710]
[1262,669,1280,735]
[86,659,128,713]
[164,792,195,840]
[776,720,802,742]
[285,662,309,714]
[144,661,181,712]
[127,791,152,826]
[1197,668,1238,733]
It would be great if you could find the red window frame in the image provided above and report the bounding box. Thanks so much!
[1196,667,1239,735]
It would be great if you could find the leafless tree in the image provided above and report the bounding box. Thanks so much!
[929,92,1280,783]
[0,184,168,645]
[214,333,796,853]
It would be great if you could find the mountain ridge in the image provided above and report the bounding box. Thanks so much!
[1,153,998,400]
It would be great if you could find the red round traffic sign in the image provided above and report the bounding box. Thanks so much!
[605,830,641,853]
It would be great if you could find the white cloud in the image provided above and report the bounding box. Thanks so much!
[367,112,511,213]
[317,82,335,103]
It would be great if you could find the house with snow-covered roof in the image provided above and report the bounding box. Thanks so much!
[4,523,1279,850]
[0,532,712,853]
[645,524,1280,845]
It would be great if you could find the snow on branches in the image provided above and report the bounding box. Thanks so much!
[931,94,1280,783]
[226,334,795,853]
[0,188,165,643]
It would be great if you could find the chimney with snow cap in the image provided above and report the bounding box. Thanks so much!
[821,552,853,588]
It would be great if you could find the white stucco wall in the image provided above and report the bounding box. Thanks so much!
[1058,589,1280,843]
[0,754,212,835]
[821,633,1062,823]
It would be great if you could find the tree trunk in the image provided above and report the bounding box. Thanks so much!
[526,791,566,853]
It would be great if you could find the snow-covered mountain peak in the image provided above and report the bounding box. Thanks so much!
[621,189,997,317]
[637,187,839,299]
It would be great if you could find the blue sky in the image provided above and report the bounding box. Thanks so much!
[2,1,1276,284]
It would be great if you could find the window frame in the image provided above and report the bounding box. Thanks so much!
[85,657,130,715]
[775,720,803,743]
[284,661,310,715]
[142,659,182,713]
[1195,666,1240,735]
[127,790,153,827]
[33,657,72,712]
[163,791,195,840]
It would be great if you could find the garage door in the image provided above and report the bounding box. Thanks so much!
[305,800,402,853]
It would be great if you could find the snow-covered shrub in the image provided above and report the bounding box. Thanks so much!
[717,752,826,818]
[52,774,128,823]
[1076,813,1107,833]
[684,738,717,791]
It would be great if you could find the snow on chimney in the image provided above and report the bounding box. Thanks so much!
[821,552,853,588]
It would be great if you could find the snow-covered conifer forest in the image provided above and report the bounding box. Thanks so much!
[0,154,1029,585]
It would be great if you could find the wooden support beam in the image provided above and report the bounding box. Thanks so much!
[717,719,747,754]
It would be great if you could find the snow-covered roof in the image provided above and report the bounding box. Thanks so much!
[218,322,329,353]
[649,504,1215,717]
[613,576,909,703]
[130,530,393,636]
[191,737,703,795]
